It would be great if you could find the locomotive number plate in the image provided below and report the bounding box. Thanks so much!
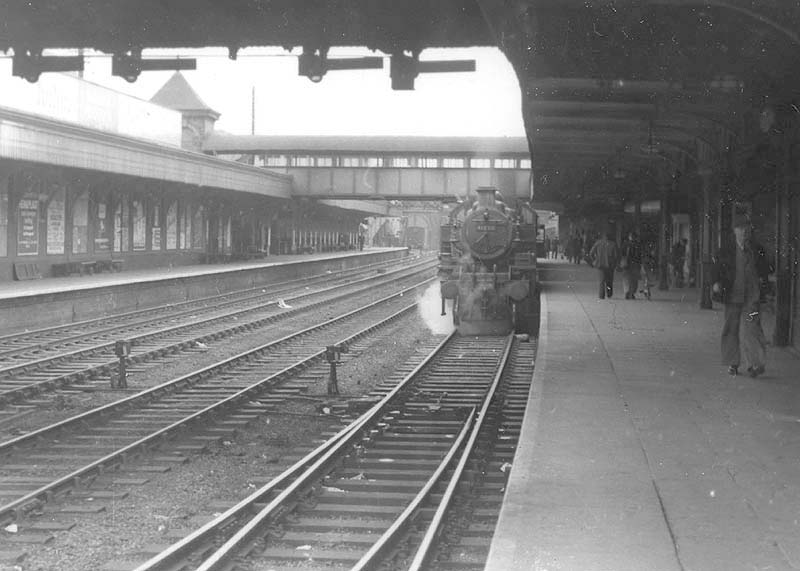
[476,224,497,232]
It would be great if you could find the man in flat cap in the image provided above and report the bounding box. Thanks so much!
[711,215,772,377]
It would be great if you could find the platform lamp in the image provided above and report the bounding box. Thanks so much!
[390,52,476,90]
[12,48,84,82]
[298,46,383,83]
[112,49,196,83]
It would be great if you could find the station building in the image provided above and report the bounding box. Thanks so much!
[0,72,386,282]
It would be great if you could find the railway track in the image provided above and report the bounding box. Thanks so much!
[119,332,536,571]
[0,276,435,531]
[0,258,435,407]
[0,257,410,361]
[421,339,535,571]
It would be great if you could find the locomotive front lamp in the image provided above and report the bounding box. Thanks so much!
[512,222,522,244]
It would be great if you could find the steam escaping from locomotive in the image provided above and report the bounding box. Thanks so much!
[416,283,456,335]
[438,186,539,335]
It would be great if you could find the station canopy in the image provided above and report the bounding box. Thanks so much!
[3,1,799,214]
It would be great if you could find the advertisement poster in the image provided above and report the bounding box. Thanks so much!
[166,202,177,249]
[17,196,39,256]
[72,192,89,254]
[0,184,8,257]
[94,201,110,252]
[46,187,66,255]
[114,200,130,252]
[133,200,146,251]
[151,227,162,250]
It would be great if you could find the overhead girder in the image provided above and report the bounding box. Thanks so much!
[0,1,494,53]
[530,100,657,118]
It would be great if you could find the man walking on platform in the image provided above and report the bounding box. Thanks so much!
[589,231,619,299]
[357,219,368,251]
[711,217,772,377]
[567,234,581,264]
[620,230,642,299]
[671,238,687,287]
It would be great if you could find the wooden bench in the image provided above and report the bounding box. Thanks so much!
[245,246,268,259]
[52,261,96,277]
[95,259,124,273]
[51,262,70,277]
[202,253,224,264]
[14,262,42,280]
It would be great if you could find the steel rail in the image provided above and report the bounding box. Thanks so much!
[134,331,457,571]
[0,275,434,454]
[406,334,514,571]
[0,255,411,347]
[0,259,434,379]
[0,263,434,405]
[0,256,425,364]
[352,334,514,571]
[351,407,477,571]
[0,277,435,525]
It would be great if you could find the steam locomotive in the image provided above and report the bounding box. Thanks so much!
[439,186,539,335]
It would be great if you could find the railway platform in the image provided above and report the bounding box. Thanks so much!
[0,248,409,332]
[486,261,800,571]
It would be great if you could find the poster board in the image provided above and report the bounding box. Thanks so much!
[17,194,39,256]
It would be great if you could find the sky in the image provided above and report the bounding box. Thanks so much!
[40,46,526,137]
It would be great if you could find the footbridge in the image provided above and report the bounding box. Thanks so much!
[204,134,536,205]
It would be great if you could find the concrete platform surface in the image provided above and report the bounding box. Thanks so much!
[486,261,800,571]
[0,248,405,301]
[0,248,409,333]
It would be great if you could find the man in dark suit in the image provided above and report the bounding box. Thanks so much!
[711,216,772,377]
[620,230,643,299]
[589,232,619,299]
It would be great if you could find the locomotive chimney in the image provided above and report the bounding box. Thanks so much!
[475,186,497,209]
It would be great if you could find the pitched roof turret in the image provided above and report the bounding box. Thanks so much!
[150,72,220,118]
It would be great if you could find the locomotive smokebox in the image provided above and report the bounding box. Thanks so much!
[461,187,513,261]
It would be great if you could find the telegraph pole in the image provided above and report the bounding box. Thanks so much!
[251,86,255,135]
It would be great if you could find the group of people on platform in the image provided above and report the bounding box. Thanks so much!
[585,231,654,300]
[548,230,698,301]
[544,233,593,263]
[550,230,658,300]
[556,218,772,379]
